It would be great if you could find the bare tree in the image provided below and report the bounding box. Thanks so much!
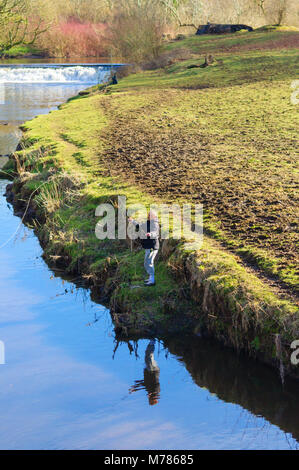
[271,0,288,25]
[0,0,48,57]
[231,0,247,22]
[254,0,266,15]
[60,0,112,23]
[159,0,200,29]
[159,0,255,29]
[109,0,167,61]
[254,0,291,25]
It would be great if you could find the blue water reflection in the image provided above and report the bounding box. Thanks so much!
[0,179,298,450]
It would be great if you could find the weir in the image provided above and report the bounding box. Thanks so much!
[0,64,122,84]
[0,63,120,155]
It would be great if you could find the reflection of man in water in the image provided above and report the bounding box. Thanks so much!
[129,340,160,406]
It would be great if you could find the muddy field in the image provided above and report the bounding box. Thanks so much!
[100,85,298,293]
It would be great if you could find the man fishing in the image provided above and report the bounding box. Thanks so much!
[128,210,159,287]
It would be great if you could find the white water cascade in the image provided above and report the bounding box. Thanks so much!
[0,65,113,84]
[0,64,120,155]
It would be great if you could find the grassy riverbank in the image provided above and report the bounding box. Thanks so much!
[2,29,299,378]
[2,45,44,59]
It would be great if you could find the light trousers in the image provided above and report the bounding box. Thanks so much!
[144,249,158,278]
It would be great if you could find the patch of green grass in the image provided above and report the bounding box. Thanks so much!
[115,49,298,92]
[3,45,43,58]
[164,29,299,54]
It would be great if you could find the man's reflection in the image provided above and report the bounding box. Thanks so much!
[129,340,160,406]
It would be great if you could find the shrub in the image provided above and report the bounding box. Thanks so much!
[108,1,166,63]
[38,19,109,57]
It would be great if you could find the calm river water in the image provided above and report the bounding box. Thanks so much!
[0,63,298,450]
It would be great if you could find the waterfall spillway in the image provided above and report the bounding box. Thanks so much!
[0,63,122,154]
[0,64,118,84]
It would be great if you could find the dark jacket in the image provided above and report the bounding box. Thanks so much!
[138,219,160,250]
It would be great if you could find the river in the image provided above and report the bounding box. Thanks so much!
[0,62,298,450]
